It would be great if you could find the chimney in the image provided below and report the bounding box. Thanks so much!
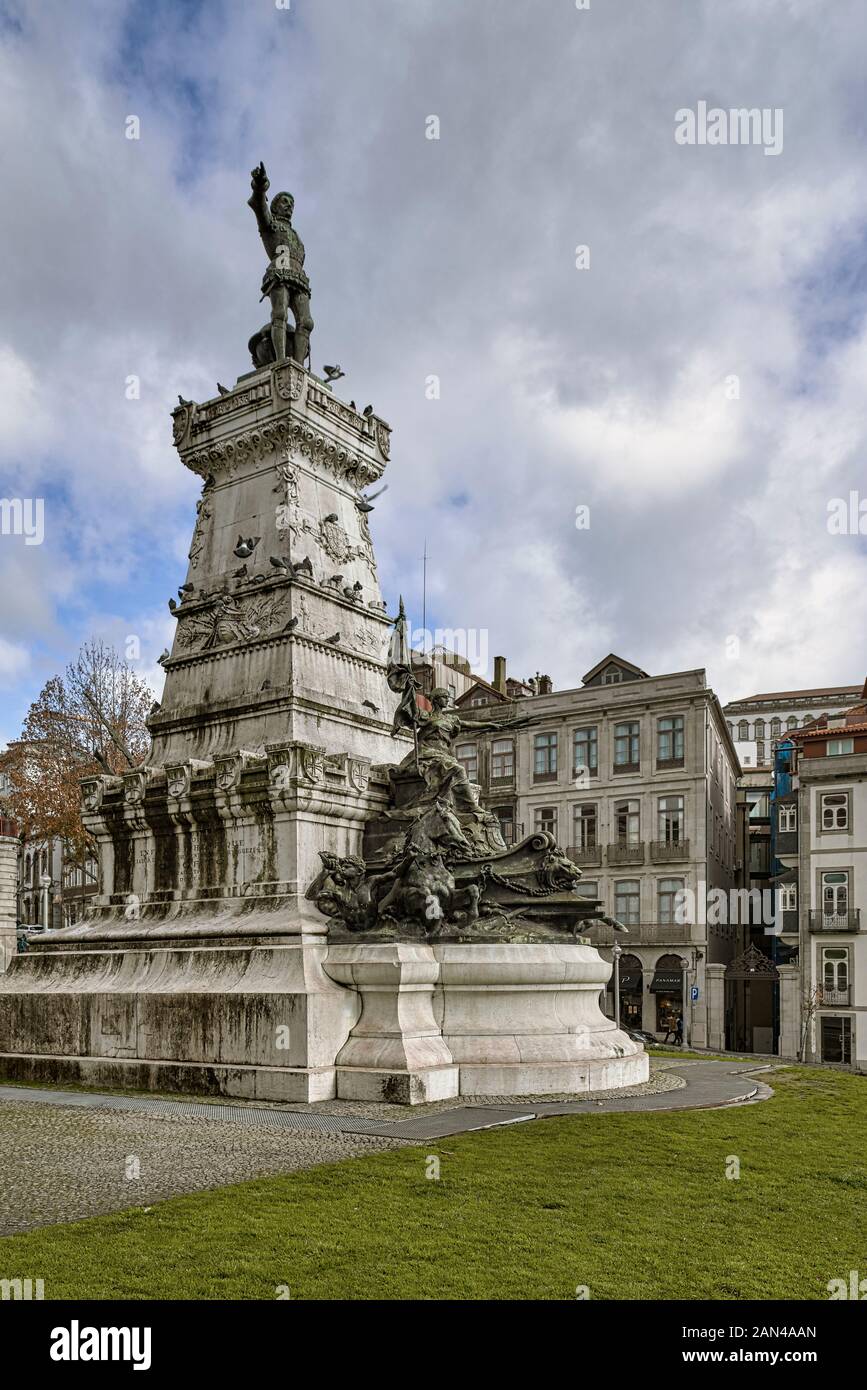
[493,655,507,694]
[537,674,553,695]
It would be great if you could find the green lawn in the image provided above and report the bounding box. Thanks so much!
[2,1068,865,1300]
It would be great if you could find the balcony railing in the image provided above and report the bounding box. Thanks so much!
[612,761,640,775]
[809,910,861,933]
[655,757,685,770]
[607,841,645,865]
[650,838,690,862]
[590,921,693,945]
[820,987,850,1006]
[568,845,602,867]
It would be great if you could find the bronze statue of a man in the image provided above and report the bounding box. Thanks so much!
[247,161,313,367]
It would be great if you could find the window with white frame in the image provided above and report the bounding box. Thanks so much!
[614,879,640,925]
[533,731,558,779]
[613,721,640,769]
[821,871,848,917]
[456,743,478,782]
[822,948,849,993]
[657,795,684,843]
[779,882,797,912]
[573,726,598,775]
[821,792,848,831]
[778,804,797,833]
[657,715,684,763]
[657,878,684,925]
[827,738,854,756]
[534,805,557,836]
[615,798,640,843]
[573,803,597,849]
[491,738,514,780]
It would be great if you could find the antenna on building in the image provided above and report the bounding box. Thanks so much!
[422,538,428,654]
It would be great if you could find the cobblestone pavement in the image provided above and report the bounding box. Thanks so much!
[0,1103,407,1236]
[0,1060,771,1236]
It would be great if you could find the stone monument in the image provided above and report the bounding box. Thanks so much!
[0,172,646,1103]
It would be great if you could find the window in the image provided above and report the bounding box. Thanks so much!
[494,806,515,846]
[754,718,766,738]
[737,720,749,741]
[749,840,770,874]
[613,721,640,770]
[779,882,797,911]
[820,1016,852,1065]
[657,795,684,842]
[573,726,598,776]
[770,717,782,737]
[573,803,597,849]
[821,871,848,917]
[657,715,684,763]
[534,805,557,836]
[821,793,848,831]
[747,791,769,820]
[576,878,598,899]
[615,799,640,843]
[534,731,558,779]
[778,804,797,833]
[803,714,815,727]
[827,738,854,756]
[658,878,684,925]
[456,742,478,782]
[601,668,623,684]
[756,740,766,764]
[823,948,848,992]
[491,738,514,780]
[447,683,456,704]
[786,716,798,730]
[614,879,640,926]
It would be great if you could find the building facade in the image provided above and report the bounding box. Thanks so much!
[776,694,867,1072]
[723,684,861,769]
[455,654,741,1047]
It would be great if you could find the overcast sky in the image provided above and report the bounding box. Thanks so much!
[1,0,866,746]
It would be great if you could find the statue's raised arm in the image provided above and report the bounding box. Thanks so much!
[248,162,273,239]
[246,160,314,368]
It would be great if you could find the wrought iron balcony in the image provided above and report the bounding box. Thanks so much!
[809,910,861,933]
[568,845,602,867]
[820,987,850,1006]
[607,841,645,865]
[650,838,690,862]
[589,921,692,945]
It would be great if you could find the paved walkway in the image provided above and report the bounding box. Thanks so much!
[0,1060,775,1235]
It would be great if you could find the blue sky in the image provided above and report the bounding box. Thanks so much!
[2,0,867,749]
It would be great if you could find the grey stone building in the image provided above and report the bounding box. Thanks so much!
[454,654,741,1046]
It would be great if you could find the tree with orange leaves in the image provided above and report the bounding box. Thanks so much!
[6,639,154,867]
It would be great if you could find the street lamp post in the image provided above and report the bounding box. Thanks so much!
[39,873,52,931]
[612,941,623,1029]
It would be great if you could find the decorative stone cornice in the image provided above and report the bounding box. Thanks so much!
[179,414,385,490]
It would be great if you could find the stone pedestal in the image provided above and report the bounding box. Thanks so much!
[321,941,647,1102]
[433,943,648,1095]
[324,944,459,1103]
[0,937,359,1102]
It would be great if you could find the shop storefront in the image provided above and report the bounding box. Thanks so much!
[616,955,643,1028]
[649,954,685,1036]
